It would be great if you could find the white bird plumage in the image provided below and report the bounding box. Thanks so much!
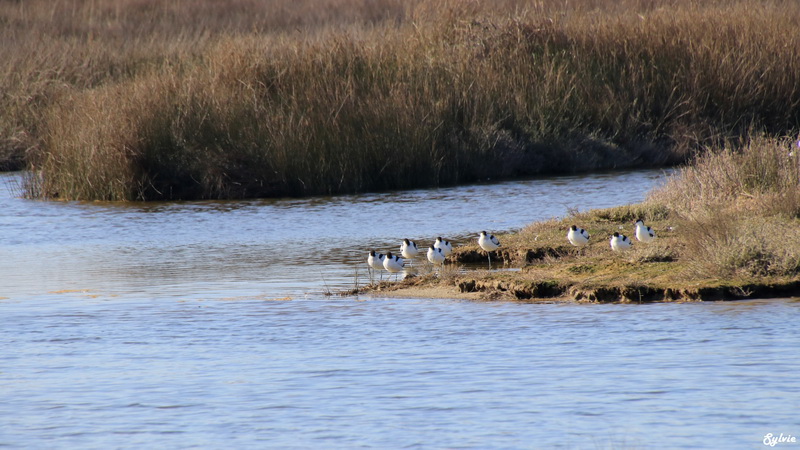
[383,252,405,280]
[634,219,656,242]
[479,231,500,251]
[567,225,590,247]
[367,250,386,283]
[610,232,632,251]
[427,246,445,267]
[368,250,385,270]
[401,238,419,259]
[434,237,453,256]
[478,231,501,269]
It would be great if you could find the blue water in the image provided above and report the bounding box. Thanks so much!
[2,170,799,449]
[3,296,798,449]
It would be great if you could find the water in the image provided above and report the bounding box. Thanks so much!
[2,170,799,449]
[1,169,669,299]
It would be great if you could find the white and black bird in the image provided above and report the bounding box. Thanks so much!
[367,250,386,282]
[427,246,446,268]
[383,252,405,281]
[478,231,501,269]
[634,219,656,242]
[434,237,453,257]
[401,238,419,261]
[567,225,590,247]
[610,232,632,251]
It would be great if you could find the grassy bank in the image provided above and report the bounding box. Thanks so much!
[365,136,800,302]
[7,0,800,199]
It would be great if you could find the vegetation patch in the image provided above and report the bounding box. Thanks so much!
[4,1,800,199]
[360,137,800,302]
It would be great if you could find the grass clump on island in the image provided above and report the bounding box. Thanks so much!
[6,0,800,200]
[371,136,800,302]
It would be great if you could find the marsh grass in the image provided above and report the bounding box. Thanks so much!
[678,214,800,278]
[649,136,800,217]
[448,135,800,294]
[646,135,800,276]
[9,0,800,199]
[1,0,418,172]
[630,241,678,264]
[561,136,800,281]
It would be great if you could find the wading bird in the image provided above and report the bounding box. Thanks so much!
[427,246,446,271]
[567,225,590,247]
[610,232,632,251]
[401,238,419,264]
[383,252,405,281]
[434,237,453,257]
[634,219,656,242]
[367,250,386,283]
[478,231,501,269]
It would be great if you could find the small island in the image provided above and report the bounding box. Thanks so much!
[360,136,800,303]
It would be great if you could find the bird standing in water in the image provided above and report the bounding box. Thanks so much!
[427,246,446,273]
[401,239,419,265]
[478,231,501,269]
[367,250,386,283]
[434,237,453,257]
[383,252,405,281]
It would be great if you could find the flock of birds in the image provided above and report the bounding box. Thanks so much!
[367,219,657,283]
[568,219,656,251]
[367,232,501,282]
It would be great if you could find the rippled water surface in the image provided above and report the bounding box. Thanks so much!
[2,170,799,449]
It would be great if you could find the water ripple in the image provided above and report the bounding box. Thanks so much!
[2,171,798,448]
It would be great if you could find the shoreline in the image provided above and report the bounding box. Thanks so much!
[347,201,800,303]
[358,275,800,303]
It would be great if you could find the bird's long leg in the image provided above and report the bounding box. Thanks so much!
[488,252,492,270]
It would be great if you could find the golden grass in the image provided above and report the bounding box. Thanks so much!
[648,135,800,218]
[648,136,800,277]
[0,0,420,170]
[408,135,800,301]
[5,0,800,199]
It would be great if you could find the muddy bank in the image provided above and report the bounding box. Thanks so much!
[455,277,800,303]
[355,274,800,303]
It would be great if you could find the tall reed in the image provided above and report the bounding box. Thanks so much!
[649,136,800,218]
[648,135,800,278]
[14,0,800,200]
[0,0,419,171]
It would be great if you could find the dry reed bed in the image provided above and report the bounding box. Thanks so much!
[0,0,418,171]
[5,0,800,199]
[648,135,800,279]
